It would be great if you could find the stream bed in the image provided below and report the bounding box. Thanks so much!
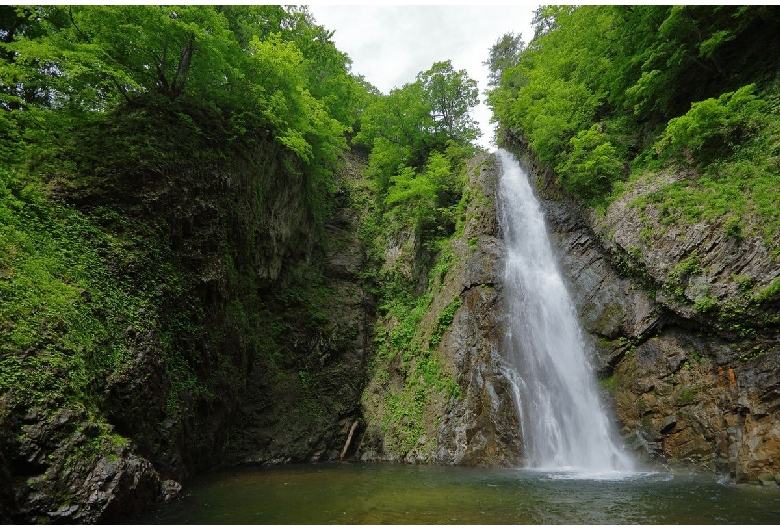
[133,462,780,524]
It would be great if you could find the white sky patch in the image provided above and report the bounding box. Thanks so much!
[307,5,537,150]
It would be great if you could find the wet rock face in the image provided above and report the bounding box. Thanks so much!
[433,158,522,466]
[517,149,780,483]
[357,154,523,467]
[3,404,167,524]
[0,449,14,523]
[435,276,523,467]
[221,152,373,467]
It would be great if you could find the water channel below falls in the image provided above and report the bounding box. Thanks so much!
[134,462,780,524]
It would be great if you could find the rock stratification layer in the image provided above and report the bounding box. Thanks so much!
[518,148,780,483]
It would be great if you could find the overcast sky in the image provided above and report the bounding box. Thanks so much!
[307,5,537,150]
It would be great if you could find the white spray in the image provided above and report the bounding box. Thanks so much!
[496,149,633,471]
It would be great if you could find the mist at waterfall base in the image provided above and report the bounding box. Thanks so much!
[496,148,633,473]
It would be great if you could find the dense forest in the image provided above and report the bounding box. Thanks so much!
[2,4,780,523]
[487,5,780,247]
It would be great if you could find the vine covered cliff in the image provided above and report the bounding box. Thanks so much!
[0,5,487,521]
[357,153,522,466]
[0,6,373,522]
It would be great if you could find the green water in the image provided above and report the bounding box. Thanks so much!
[134,462,780,525]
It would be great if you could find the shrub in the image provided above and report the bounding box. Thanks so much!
[655,84,766,165]
[556,125,623,205]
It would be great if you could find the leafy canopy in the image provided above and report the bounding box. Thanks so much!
[487,5,780,208]
[0,5,381,217]
[487,4,780,249]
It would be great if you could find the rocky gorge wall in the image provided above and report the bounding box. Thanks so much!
[6,125,777,525]
[2,136,312,522]
[513,144,780,484]
[0,99,372,523]
[221,151,374,467]
[357,153,523,467]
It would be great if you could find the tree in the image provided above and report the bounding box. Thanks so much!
[488,4,780,209]
[484,32,525,88]
[1,6,71,110]
[654,84,765,165]
[416,60,480,145]
[354,80,432,181]
[530,5,574,40]
[356,59,480,201]
[555,124,623,204]
[63,5,241,104]
[384,150,462,237]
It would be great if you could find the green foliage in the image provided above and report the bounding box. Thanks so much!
[0,5,373,226]
[732,274,755,293]
[606,6,779,120]
[356,59,481,160]
[429,297,463,348]
[381,389,426,456]
[1,6,386,491]
[383,150,465,240]
[641,84,780,251]
[670,253,702,281]
[351,57,478,286]
[693,295,718,313]
[555,124,623,204]
[416,60,480,144]
[677,385,699,405]
[0,168,158,412]
[414,350,460,399]
[0,108,26,164]
[355,59,479,204]
[354,80,431,176]
[369,243,463,457]
[487,5,613,170]
[385,166,437,230]
[484,32,524,88]
[655,85,766,165]
[598,373,619,392]
[488,5,780,216]
[754,278,780,304]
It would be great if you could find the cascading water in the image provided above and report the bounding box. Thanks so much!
[496,149,633,472]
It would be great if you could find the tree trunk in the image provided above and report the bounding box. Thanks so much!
[170,32,195,99]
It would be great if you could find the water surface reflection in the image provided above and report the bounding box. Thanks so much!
[133,462,780,525]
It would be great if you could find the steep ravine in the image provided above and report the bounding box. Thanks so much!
[5,133,777,523]
[511,143,780,484]
[357,153,523,466]
[1,99,373,523]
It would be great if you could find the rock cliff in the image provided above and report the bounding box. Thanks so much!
[6,119,777,524]
[221,151,373,466]
[1,100,372,522]
[357,153,523,466]
[514,145,780,484]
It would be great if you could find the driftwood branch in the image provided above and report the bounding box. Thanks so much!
[339,421,359,460]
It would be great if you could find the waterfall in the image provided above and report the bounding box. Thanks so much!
[496,149,633,472]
